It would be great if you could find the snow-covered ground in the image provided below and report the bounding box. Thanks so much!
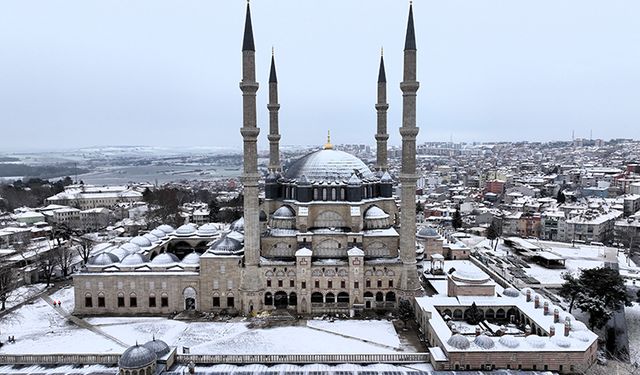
[306,319,400,348]
[626,303,640,364]
[3,283,47,310]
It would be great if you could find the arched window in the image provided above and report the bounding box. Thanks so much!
[325,292,335,303]
[442,309,452,318]
[496,308,506,319]
[311,292,323,303]
[264,292,273,305]
[313,211,346,228]
[453,309,463,319]
[322,188,327,201]
[129,292,137,308]
[331,188,336,201]
[337,292,349,303]
[340,188,346,200]
[84,293,93,308]
[313,188,319,200]
[289,292,297,306]
[117,292,125,307]
[98,292,105,308]
[375,292,384,302]
[148,293,156,308]
[364,291,374,299]
[385,291,396,302]
[485,308,495,319]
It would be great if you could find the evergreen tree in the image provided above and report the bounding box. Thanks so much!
[466,302,484,325]
[557,190,566,204]
[398,299,415,329]
[486,221,499,250]
[208,198,220,223]
[452,208,463,229]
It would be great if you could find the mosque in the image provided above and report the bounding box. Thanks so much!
[73,2,424,316]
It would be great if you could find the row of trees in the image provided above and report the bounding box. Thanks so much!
[0,176,74,211]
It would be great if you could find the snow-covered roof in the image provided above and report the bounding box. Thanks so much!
[295,247,312,257]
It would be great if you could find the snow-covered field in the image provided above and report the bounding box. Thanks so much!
[3,283,47,309]
[306,319,400,348]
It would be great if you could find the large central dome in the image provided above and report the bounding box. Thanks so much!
[284,149,375,181]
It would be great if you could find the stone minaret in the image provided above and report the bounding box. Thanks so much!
[399,3,422,296]
[375,49,389,172]
[239,2,262,310]
[267,49,281,172]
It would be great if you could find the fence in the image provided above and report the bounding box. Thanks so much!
[177,353,430,364]
[0,354,121,365]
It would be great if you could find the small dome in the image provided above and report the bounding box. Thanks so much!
[175,224,197,236]
[364,206,389,220]
[119,344,157,369]
[571,320,587,331]
[197,223,219,237]
[182,252,201,264]
[451,270,491,284]
[143,233,159,243]
[571,331,591,342]
[121,253,149,266]
[151,253,180,264]
[447,334,470,350]
[553,337,571,348]
[273,206,295,219]
[209,236,243,254]
[130,236,152,247]
[503,287,520,297]
[526,335,546,348]
[473,334,495,349]
[150,229,167,239]
[347,173,362,186]
[109,247,129,261]
[230,217,244,233]
[157,224,175,234]
[417,226,439,238]
[227,230,244,242]
[143,338,170,357]
[499,336,520,348]
[88,253,119,266]
[120,242,141,254]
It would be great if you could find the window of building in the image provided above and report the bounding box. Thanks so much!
[267,279,272,287]
[161,295,169,307]
[327,280,332,289]
[290,279,295,288]
[85,294,92,308]
[98,294,105,307]
[227,296,235,308]
[117,294,125,308]
[388,280,393,288]
[149,295,156,308]
[213,296,220,307]
[220,264,226,273]
[130,293,137,308]
[301,281,306,289]
[314,280,320,288]
[341,280,346,288]
[227,280,233,289]
[354,281,359,289]
[278,280,283,288]
[377,280,382,288]
[366,279,371,288]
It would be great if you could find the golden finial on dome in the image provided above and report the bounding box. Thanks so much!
[323,130,333,150]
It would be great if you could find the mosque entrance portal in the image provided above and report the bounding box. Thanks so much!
[274,291,288,309]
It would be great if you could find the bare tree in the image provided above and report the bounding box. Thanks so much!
[0,264,19,311]
[54,245,75,278]
[73,235,94,265]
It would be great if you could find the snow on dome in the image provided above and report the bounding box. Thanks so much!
[417,227,439,238]
[552,337,571,348]
[182,252,201,264]
[143,233,159,243]
[347,247,365,256]
[120,242,141,254]
[143,338,170,357]
[150,229,167,239]
[197,223,219,237]
[273,206,296,219]
[175,224,197,236]
[120,253,149,266]
[447,334,470,350]
[364,206,389,220]
[118,344,157,369]
[381,171,393,183]
[88,252,119,266]
[347,173,362,185]
[109,247,129,261]
[157,224,175,234]
[151,252,180,264]
[295,247,312,257]
[503,287,520,297]
[130,236,152,247]
[227,230,244,242]
[209,236,243,254]
[230,217,244,233]
[571,331,591,342]
[451,270,491,284]
[571,320,587,331]
[473,334,495,349]
[526,335,546,348]
[498,335,520,348]
[284,148,374,182]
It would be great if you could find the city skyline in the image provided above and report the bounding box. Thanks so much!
[1,0,639,151]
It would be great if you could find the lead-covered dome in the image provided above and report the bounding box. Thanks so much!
[151,252,180,264]
[447,334,470,350]
[284,149,375,182]
[120,242,141,254]
[130,236,152,247]
[503,287,520,297]
[157,224,175,234]
[417,227,439,239]
[150,229,167,239]
[119,344,157,369]
[473,334,495,349]
[175,224,197,236]
[182,252,201,264]
[197,223,219,237]
[208,236,243,255]
[121,253,149,266]
[88,252,119,266]
[143,338,171,357]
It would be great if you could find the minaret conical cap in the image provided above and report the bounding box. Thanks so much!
[378,52,387,83]
[404,3,416,51]
[269,50,278,83]
[242,3,255,51]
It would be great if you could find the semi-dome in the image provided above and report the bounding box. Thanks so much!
[121,253,149,266]
[273,206,295,219]
[230,217,244,233]
[499,335,520,348]
[143,338,171,357]
[119,344,157,369]
[503,287,520,297]
[151,252,180,264]
[150,229,167,239]
[473,334,495,349]
[364,206,389,220]
[417,226,439,239]
[447,334,470,350]
[209,236,243,255]
[130,236,152,247]
[88,252,119,266]
[284,149,375,182]
[175,224,197,236]
[363,206,391,230]
[120,242,141,254]
[157,224,175,234]
[197,223,219,237]
[182,252,201,264]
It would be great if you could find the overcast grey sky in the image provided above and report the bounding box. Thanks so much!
[1,1,639,151]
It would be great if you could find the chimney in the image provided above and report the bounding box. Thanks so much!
[526,289,532,302]
[564,320,571,336]
[534,295,540,308]
[550,325,555,337]
[543,301,549,315]
[554,308,560,323]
